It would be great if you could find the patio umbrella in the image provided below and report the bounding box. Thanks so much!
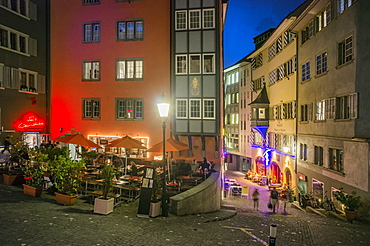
[105,135,147,175]
[52,133,101,148]
[146,138,188,152]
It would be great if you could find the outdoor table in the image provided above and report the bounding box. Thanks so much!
[176,176,202,185]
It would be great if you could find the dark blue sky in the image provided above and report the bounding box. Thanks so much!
[223,0,306,68]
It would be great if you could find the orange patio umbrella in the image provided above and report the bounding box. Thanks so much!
[146,138,188,152]
[52,133,101,148]
[105,135,147,149]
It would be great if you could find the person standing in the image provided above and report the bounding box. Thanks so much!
[280,188,289,213]
[252,188,260,211]
[270,187,279,213]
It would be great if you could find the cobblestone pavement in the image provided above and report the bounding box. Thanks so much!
[0,171,369,246]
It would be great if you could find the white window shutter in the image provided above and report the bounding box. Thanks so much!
[11,68,20,89]
[0,64,3,87]
[29,1,37,21]
[4,66,11,88]
[29,38,37,57]
[37,74,46,94]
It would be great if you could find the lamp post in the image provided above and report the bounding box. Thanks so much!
[157,94,170,217]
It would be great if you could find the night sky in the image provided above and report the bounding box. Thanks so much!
[223,0,307,68]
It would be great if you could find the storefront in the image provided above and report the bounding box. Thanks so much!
[255,156,265,175]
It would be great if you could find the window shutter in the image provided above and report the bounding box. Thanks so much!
[29,38,37,57]
[29,1,37,21]
[11,68,20,89]
[0,64,3,87]
[292,100,296,119]
[4,66,11,88]
[37,74,46,94]
[281,104,286,119]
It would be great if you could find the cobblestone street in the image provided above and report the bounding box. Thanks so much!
[0,170,369,246]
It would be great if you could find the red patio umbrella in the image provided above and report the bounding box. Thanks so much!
[52,133,101,148]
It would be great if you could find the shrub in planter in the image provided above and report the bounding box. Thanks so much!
[94,164,116,215]
[334,188,362,223]
[21,151,48,197]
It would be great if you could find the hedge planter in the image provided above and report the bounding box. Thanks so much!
[3,173,24,185]
[23,184,43,197]
[344,210,358,223]
[94,197,114,215]
[55,192,78,206]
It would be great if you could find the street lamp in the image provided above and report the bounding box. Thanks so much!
[157,93,170,217]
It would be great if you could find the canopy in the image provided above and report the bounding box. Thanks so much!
[147,138,188,152]
[52,133,101,148]
[105,135,147,149]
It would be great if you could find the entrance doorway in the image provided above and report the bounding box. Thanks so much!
[312,179,324,204]
[285,168,292,188]
[271,162,282,183]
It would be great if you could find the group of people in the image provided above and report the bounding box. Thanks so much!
[252,187,291,213]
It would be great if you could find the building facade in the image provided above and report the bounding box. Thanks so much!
[291,0,370,213]
[0,0,49,147]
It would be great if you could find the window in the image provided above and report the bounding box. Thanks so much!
[300,143,308,161]
[189,55,200,74]
[301,103,313,122]
[83,22,100,42]
[286,56,297,76]
[338,36,353,66]
[189,99,201,119]
[116,98,143,120]
[176,99,187,119]
[83,60,100,81]
[302,61,311,81]
[176,55,187,74]
[268,70,277,85]
[203,99,215,119]
[315,100,325,121]
[19,69,37,92]
[316,52,328,75]
[314,146,324,166]
[203,54,214,73]
[116,58,143,80]
[117,19,143,41]
[325,3,332,25]
[203,9,214,28]
[253,76,265,91]
[83,99,100,119]
[176,11,187,30]
[338,0,352,14]
[277,64,285,81]
[325,98,336,119]
[329,148,343,172]
[189,10,200,29]
[251,53,263,69]
[1,0,28,16]
[284,31,295,46]
[0,26,28,54]
[336,93,357,119]
[83,0,100,4]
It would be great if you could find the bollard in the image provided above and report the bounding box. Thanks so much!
[269,224,277,246]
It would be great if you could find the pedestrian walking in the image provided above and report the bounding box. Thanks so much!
[270,187,279,213]
[280,188,289,213]
[252,188,260,211]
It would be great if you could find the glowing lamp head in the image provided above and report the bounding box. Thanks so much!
[157,93,170,120]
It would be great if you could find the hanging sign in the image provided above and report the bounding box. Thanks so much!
[12,112,46,131]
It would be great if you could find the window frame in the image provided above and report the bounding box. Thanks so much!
[175,55,187,74]
[203,99,215,119]
[338,35,353,66]
[116,58,144,81]
[19,68,37,92]
[83,22,100,43]
[82,60,100,81]
[0,25,29,55]
[189,54,201,74]
[202,9,215,29]
[301,61,311,82]
[189,99,201,119]
[189,9,200,30]
[314,145,324,166]
[115,98,144,120]
[116,19,144,41]
[316,52,328,75]
[176,99,188,119]
[329,147,343,172]
[82,0,100,5]
[315,99,325,121]
[175,10,187,30]
[203,53,215,74]
[83,98,100,120]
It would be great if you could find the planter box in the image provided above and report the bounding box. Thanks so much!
[94,197,114,215]
[55,192,78,206]
[3,174,24,185]
[345,210,358,223]
[149,201,162,217]
[23,184,43,197]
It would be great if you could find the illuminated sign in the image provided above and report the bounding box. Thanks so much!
[13,112,46,131]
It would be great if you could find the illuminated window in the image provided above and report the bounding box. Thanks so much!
[189,54,200,74]
[189,10,200,29]
[338,36,353,66]
[315,100,325,121]
[117,19,143,41]
[175,99,187,119]
[203,54,214,74]
[116,98,143,120]
[203,99,215,119]
[203,9,214,29]
[83,22,100,42]
[300,143,308,161]
[83,99,100,119]
[116,58,143,80]
[19,69,37,92]
[329,148,343,172]
[189,99,201,119]
[83,60,100,81]
[338,0,352,14]
[176,55,187,74]
[176,11,187,30]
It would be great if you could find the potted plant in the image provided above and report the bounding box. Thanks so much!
[3,140,28,185]
[21,151,48,197]
[50,155,85,206]
[94,163,116,215]
[334,188,362,223]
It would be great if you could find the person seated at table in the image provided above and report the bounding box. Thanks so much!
[200,157,211,174]
[113,156,122,168]
[130,161,138,176]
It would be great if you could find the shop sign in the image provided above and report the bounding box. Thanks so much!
[297,172,307,182]
[13,112,46,131]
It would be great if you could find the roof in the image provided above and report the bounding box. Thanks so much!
[249,86,269,105]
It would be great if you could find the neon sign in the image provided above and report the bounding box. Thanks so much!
[13,112,46,131]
